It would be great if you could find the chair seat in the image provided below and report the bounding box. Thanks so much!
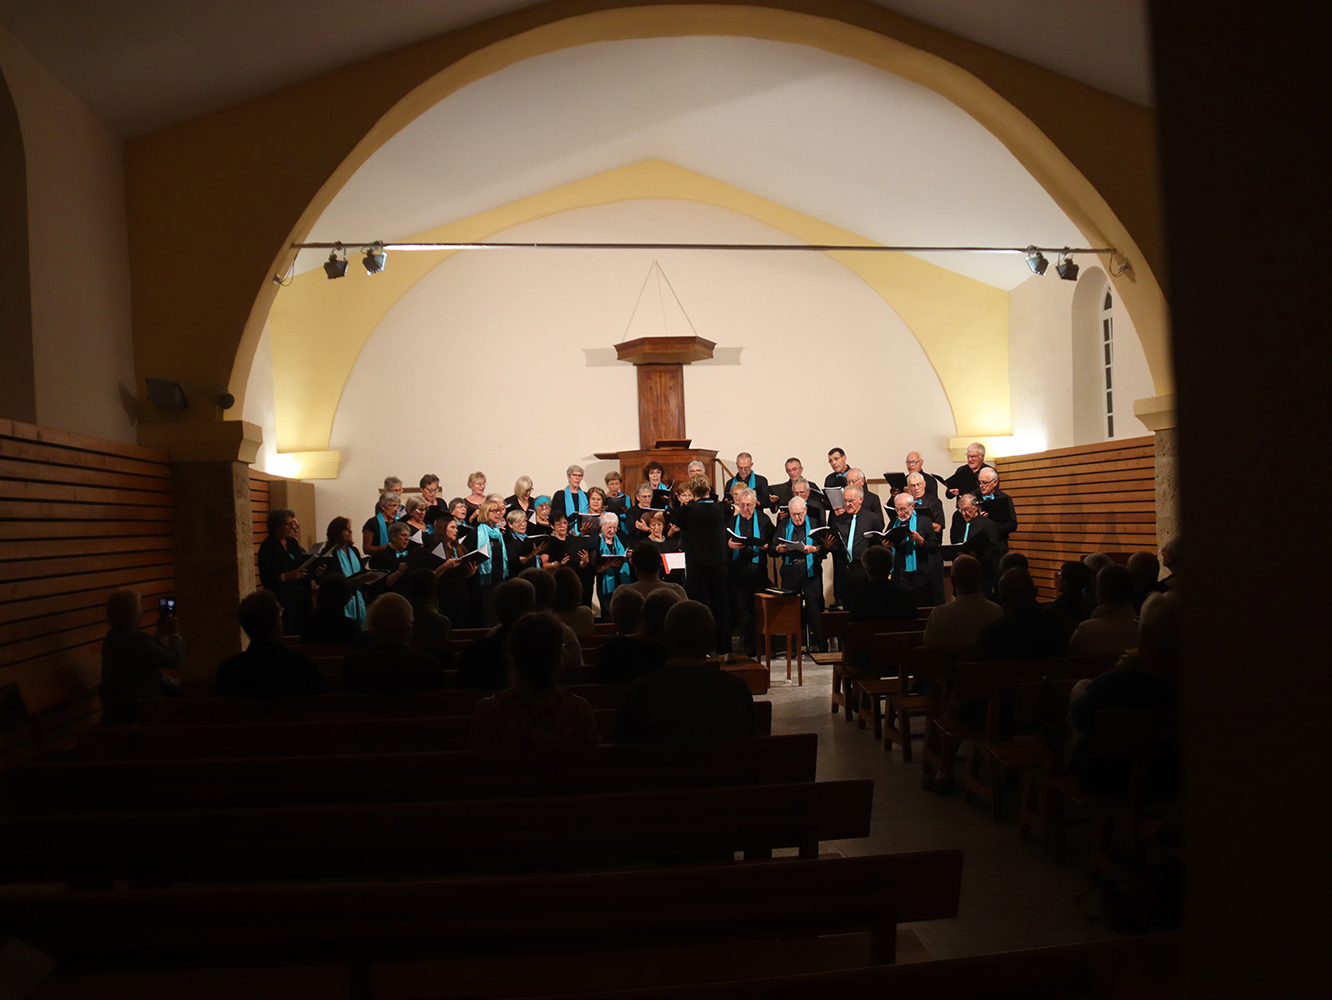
[982,740,1046,770]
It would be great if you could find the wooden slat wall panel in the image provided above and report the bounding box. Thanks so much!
[250,471,272,581]
[0,419,175,764]
[996,435,1157,601]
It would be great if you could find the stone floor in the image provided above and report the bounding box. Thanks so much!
[762,655,1120,961]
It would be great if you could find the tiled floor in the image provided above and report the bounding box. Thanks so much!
[764,658,1120,961]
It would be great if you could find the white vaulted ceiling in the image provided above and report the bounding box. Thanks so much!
[0,0,1152,138]
[304,36,1087,290]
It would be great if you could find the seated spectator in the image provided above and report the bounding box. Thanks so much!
[976,568,1070,661]
[922,555,1002,649]
[215,591,323,698]
[1070,564,1140,659]
[1069,591,1180,797]
[405,568,452,643]
[468,612,601,753]
[1159,538,1181,591]
[847,545,916,623]
[596,588,667,684]
[998,551,1029,575]
[457,578,536,690]
[100,588,183,726]
[551,567,595,637]
[341,593,447,694]
[1128,550,1167,611]
[641,588,682,644]
[1045,559,1094,633]
[518,567,583,670]
[301,574,362,646]
[623,541,688,601]
[613,600,754,743]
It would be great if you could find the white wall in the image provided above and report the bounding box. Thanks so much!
[1008,264,1156,452]
[320,199,959,529]
[241,318,281,475]
[0,25,136,443]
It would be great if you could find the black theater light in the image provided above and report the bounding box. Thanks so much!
[1025,246,1048,275]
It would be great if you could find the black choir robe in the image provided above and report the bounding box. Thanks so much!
[829,504,885,606]
[769,480,828,518]
[723,470,772,508]
[549,486,589,522]
[666,497,733,653]
[949,514,1005,592]
[970,487,1019,542]
[885,514,939,605]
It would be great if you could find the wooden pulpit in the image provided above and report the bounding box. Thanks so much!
[595,335,719,488]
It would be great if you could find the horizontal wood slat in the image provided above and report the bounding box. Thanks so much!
[0,480,172,507]
[0,521,174,542]
[0,536,172,561]
[0,458,172,493]
[0,550,175,584]
[0,501,171,522]
[0,438,171,481]
[0,605,162,648]
[998,436,1157,600]
[0,578,175,627]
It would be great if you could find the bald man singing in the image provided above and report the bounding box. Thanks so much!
[774,496,828,651]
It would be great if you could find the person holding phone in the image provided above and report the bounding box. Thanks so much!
[100,588,183,725]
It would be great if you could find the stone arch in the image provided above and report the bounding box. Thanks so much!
[0,61,34,422]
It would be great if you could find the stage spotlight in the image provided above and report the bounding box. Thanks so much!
[362,242,386,275]
[1025,246,1048,275]
[323,248,348,279]
[1056,249,1080,281]
[144,377,188,411]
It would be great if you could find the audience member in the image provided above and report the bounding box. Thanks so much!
[518,567,583,670]
[596,588,667,684]
[99,588,183,726]
[1160,538,1181,590]
[1068,591,1181,797]
[976,569,1070,661]
[847,545,916,623]
[1128,550,1167,610]
[551,566,595,637]
[641,589,682,642]
[457,578,537,690]
[404,568,452,643]
[300,575,362,646]
[215,591,323,698]
[1070,564,1140,659]
[922,555,1003,649]
[998,551,1029,575]
[613,601,754,743]
[1045,559,1095,632]
[1083,552,1114,579]
[341,593,447,694]
[623,541,688,601]
[468,612,601,752]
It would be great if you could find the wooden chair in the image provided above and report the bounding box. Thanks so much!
[1018,678,1079,844]
[0,851,963,999]
[833,622,880,721]
[882,645,964,763]
[852,631,926,740]
[962,678,1048,820]
[1046,708,1177,875]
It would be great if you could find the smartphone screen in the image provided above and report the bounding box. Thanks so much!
[158,597,176,615]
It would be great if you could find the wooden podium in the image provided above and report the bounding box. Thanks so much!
[595,335,720,489]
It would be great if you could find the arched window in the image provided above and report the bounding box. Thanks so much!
[1102,290,1115,438]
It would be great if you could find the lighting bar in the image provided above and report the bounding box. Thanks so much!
[292,240,1119,255]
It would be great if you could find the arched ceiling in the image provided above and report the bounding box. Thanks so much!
[0,1,1152,138]
[304,36,1087,290]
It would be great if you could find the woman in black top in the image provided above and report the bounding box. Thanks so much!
[361,491,401,557]
[257,507,310,634]
[505,475,536,517]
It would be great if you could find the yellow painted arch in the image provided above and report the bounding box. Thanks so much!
[270,160,1009,457]
[123,1,1169,460]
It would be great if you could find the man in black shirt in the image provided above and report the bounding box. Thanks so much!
[666,475,732,654]
[726,487,773,657]
[613,600,754,743]
[722,452,771,511]
[216,591,323,698]
[973,468,1019,543]
[825,447,850,489]
[829,484,884,608]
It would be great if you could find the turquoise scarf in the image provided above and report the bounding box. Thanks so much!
[784,517,814,575]
[894,511,918,572]
[733,514,761,564]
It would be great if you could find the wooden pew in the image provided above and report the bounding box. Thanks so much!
[472,932,1184,1000]
[0,778,874,885]
[66,701,773,761]
[133,685,627,725]
[0,851,962,1000]
[1,733,815,815]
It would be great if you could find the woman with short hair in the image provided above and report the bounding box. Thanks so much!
[257,506,311,634]
[505,475,536,517]
[401,497,431,540]
[594,511,631,620]
[463,471,487,522]
[362,491,401,556]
